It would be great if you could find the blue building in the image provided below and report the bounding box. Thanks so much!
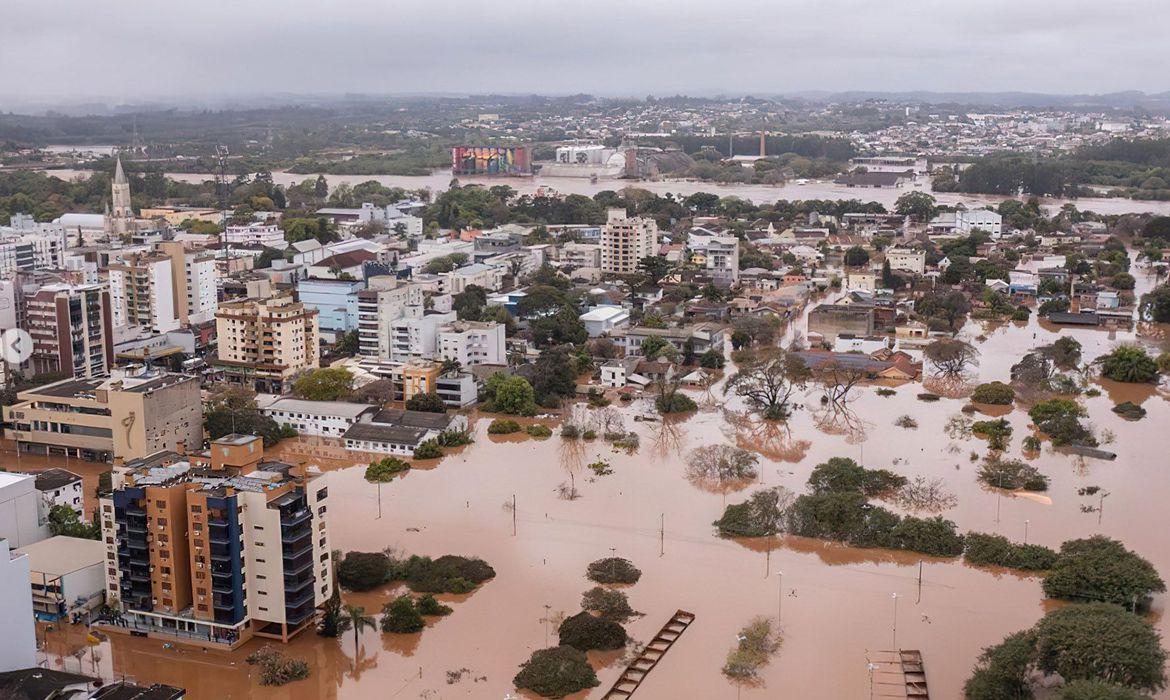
[296,278,366,340]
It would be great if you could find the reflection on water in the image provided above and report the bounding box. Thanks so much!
[21,273,1170,700]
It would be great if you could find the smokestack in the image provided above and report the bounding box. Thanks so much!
[760,131,767,158]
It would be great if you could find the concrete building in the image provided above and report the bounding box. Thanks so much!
[356,279,425,361]
[807,304,876,342]
[600,208,657,275]
[0,539,36,672]
[435,373,478,407]
[22,283,114,379]
[3,368,202,462]
[99,435,333,647]
[688,233,740,286]
[580,306,630,337]
[389,311,457,363]
[0,214,67,276]
[296,278,366,342]
[33,469,84,521]
[222,223,286,248]
[341,409,456,456]
[316,202,423,237]
[884,248,927,275]
[0,473,48,549]
[930,209,1004,238]
[437,320,506,367]
[260,399,377,439]
[213,295,319,393]
[16,535,106,621]
[613,323,725,357]
[156,242,218,326]
[108,252,180,332]
[448,263,504,294]
[558,242,601,270]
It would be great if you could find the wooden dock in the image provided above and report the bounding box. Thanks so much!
[869,650,930,699]
[599,609,695,699]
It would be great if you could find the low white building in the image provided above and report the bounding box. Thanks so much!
[342,409,458,456]
[223,223,287,248]
[580,306,630,338]
[16,535,106,621]
[260,399,378,438]
[0,473,48,549]
[436,373,478,407]
[33,469,84,521]
[0,539,36,671]
[885,248,927,275]
[929,210,1003,238]
[448,263,505,294]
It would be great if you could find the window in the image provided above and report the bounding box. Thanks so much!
[319,552,328,562]
[191,505,202,513]
[253,525,263,530]
[256,558,265,564]
[316,487,328,500]
[256,574,266,580]
[258,606,268,612]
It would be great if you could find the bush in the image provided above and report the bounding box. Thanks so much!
[337,551,390,591]
[436,428,474,447]
[526,424,553,438]
[894,415,918,429]
[582,429,597,440]
[723,617,781,680]
[977,457,1049,491]
[405,391,447,413]
[1113,402,1147,420]
[1056,681,1155,700]
[558,611,627,651]
[971,418,1013,451]
[962,630,1038,700]
[365,457,409,482]
[699,349,725,369]
[247,645,310,686]
[380,595,425,633]
[581,587,639,623]
[560,424,580,439]
[972,381,1015,405]
[1043,537,1166,609]
[807,457,906,496]
[586,557,641,585]
[1099,345,1160,384]
[964,532,1058,570]
[488,418,522,434]
[887,516,965,557]
[412,439,443,459]
[513,646,600,698]
[415,593,452,617]
[788,491,896,547]
[395,554,497,594]
[713,488,790,538]
[1034,603,1167,692]
[655,392,698,414]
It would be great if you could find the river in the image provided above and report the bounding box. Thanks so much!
[41,167,1170,217]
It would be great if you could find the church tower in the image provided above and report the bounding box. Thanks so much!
[109,156,135,236]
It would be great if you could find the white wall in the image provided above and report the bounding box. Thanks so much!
[0,540,36,671]
[0,475,48,549]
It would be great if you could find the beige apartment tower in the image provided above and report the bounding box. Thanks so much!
[600,207,658,275]
[214,294,320,393]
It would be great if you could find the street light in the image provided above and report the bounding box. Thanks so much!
[867,661,880,700]
[890,593,900,651]
[776,570,784,625]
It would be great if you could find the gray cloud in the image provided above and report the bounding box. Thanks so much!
[1,0,1167,105]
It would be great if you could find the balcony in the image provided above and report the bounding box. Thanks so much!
[280,509,310,528]
[281,526,312,546]
[284,587,315,609]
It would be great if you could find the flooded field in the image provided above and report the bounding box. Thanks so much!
[29,269,1170,699]
[41,167,1170,217]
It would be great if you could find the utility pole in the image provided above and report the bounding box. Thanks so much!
[891,593,900,651]
[776,570,784,625]
[916,561,923,604]
[659,513,664,557]
[512,494,517,536]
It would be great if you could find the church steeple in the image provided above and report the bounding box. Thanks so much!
[109,153,135,236]
[114,156,127,185]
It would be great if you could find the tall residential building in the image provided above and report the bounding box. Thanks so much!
[100,435,333,647]
[356,278,424,361]
[23,283,114,379]
[389,311,456,363]
[108,252,180,332]
[108,157,136,237]
[600,208,657,275]
[157,242,218,326]
[0,472,49,549]
[214,295,319,393]
[0,213,67,276]
[689,234,740,286]
[2,368,202,462]
[437,320,506,367]
[296,277,366,342]
[223,223,286,248]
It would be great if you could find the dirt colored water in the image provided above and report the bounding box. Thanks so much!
[33,266,1170,699]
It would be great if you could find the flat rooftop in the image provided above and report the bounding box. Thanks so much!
[16,535,106,576]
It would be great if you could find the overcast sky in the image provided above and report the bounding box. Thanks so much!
[3,0,1167,105]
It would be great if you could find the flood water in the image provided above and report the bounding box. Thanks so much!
[31,264,1170,699]
[41,167,1170,217]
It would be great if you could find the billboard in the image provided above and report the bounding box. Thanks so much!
[452,145,533,176]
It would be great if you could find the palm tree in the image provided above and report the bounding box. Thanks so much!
[440,358,462,377]
[338,605,376,661]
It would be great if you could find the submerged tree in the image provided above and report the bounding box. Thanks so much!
[685,444,760,490]
[924,338,980,377]
[725,348,811,420]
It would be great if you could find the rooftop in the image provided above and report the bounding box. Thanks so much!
[264,398,377,419]
[15,535,106,576]
[33,468,82,492]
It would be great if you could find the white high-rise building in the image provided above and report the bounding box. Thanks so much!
[600,208,657,275]
[108,251,180,332]
[438,320,506,367]
[0,539,36,671]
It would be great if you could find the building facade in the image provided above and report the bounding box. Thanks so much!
[100,435,333,647]
[23,283,114,379]
[437,321,506,367]
[108,252,180,332]
[213,295,320,393]
[223,224,286,248]
[600,208,657,275]
[0,540,36,672]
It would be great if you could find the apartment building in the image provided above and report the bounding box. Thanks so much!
[0,472,48,549]
[884,248,927,275]
[356,278,424,361]
[108,252,180,332]
[689,234,740,286]
[22,283,114,379]
[448,263,504,294]
[100,435,333,647]
[558,242,601,270]
[600,208,657,275]
[296,278,365,341]
[389,311,456,363]
[213,295,319,393]
[0,540,36,672]
[2,368,202,462]
[0,214,67,276]
[437,320,506,367]
[157,242,218,326]
[223,223,286,248]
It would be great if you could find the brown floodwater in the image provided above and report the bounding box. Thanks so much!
[33,265,1170,700]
